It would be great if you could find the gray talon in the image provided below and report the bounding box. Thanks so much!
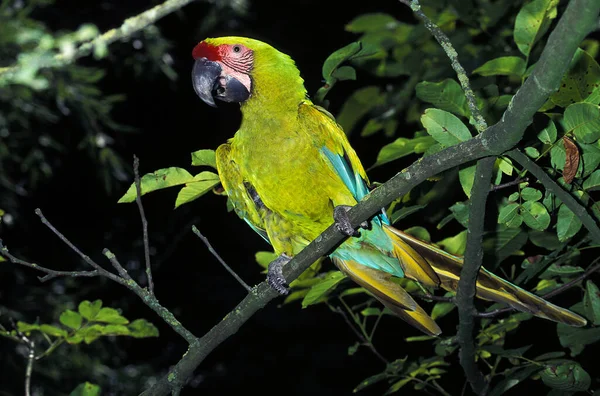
[334,205,367,237]
[267,253,291,295]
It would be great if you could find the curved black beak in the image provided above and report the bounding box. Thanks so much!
[192,58,250,107]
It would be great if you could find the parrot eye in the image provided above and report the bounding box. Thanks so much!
[233,45,241,53]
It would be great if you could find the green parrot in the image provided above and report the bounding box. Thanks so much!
[191,36,586,335]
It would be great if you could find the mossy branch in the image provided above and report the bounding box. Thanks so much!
[0,0,196,81]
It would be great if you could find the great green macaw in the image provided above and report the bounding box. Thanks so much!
[191,36,586,335]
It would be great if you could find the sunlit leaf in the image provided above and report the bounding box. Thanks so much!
[78,300,102,321]
[458,164,475,198]
[513,0,558,56]
[563,102,600,143]
[174,171,220,208]
[521,187,542,201]
[39,324,68,338]
[537,119,557,144]
[421,108,472,147]
[415,79,468,117]
[128,319,159,338]
[551,48,600,107]
[94,307,129,325]
[69,382,101,396]
[473,56,525,77]
[302,271,346,307]
[190,149,217,168]
[437,230,467,256]
[118,167,194,203]
[520,201,550,230]
[372,135,435,168]
[556,204,582,241]
[60,310,83,330]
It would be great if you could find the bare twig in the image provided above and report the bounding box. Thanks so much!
[490,177,529,191]
[191,226,251,292]
[133,155,154,293]
[332,302,389,365]
[0,0,197,81]
[23,336,34,396]
[0,240,100,282]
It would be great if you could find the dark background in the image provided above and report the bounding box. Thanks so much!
[0,0,596,395]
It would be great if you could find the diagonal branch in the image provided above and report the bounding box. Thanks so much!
[133,155,155,294]
[0,0,196,81]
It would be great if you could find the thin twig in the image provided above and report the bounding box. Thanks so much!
[133,155,154,293]
[0,239,100,282]
[476,261,600,318]
[0,0,197,81]
[191,226,251,292]
[490,177,529,191]
[412,293,454,303]
[23,336,34,396]
[398,0,487,133]
[102,248,133,281]
[332,302,389,365]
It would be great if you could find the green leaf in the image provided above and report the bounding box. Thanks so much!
[558,322,600,356]
[390,205,426,224]
[584,170,600,191]
[421,108,472,147]
[458,164,476,198]
[449,201,469,228]
[520,201,551,230]
[537,119,557,144]
[583,281,600,325]
[521,187,542,201]
[360,307,382,316]
[415,79,468,117]
[60,310,83,330]
[102,324,131,336]
[69,382,101,396]
[372,135,435,168]
[78,300,102,321]
[513,0,558,56]
[404,226,431,242]
[118,167,195,203]
[541,362,591,391]
[190,149,217,168]
[528,230,561,250]
[345,13,398,33]
[437,230,467,256]
[301,272,346,307]
[431,301,455,320]
[94,307,129,325]
[551,48,600,107]
[387,378,413,393]
[174,171,221,208]
[498,202,520,224]
[17,322,40,333]
[255,251,278,269]
[354,373,388,392]
[332,65,356,81]
[580,142,600,177]
[563,103,600,143]
[39,324,68,338]
[494,226,528,263]
[337,86,384,133]
[473,56,526,77]
[487,366,543,396]
[556,204,582,241]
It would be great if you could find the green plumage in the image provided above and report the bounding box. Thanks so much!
[200,36,586,335]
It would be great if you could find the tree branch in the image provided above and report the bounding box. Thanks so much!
[133,155,155,294]
[457,157,495,395]
[0,0,196,81]
[507,149,600,244]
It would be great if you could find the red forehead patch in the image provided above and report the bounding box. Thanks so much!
[192,41,222,60]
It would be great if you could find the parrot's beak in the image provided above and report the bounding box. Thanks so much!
[192,58,250,107]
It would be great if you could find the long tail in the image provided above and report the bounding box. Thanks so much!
[383,225,587,328]
[331,224,586,336]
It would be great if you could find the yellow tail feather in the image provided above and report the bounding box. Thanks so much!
[389,227,587,327]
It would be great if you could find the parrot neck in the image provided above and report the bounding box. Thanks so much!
[240,54,308,120]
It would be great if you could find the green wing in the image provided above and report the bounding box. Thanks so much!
[216,142,270,244]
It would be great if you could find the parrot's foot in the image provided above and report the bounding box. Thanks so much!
[333,205,368,237]
[267,253,292,295]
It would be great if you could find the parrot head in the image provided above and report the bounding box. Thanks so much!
[191,37,306,109]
